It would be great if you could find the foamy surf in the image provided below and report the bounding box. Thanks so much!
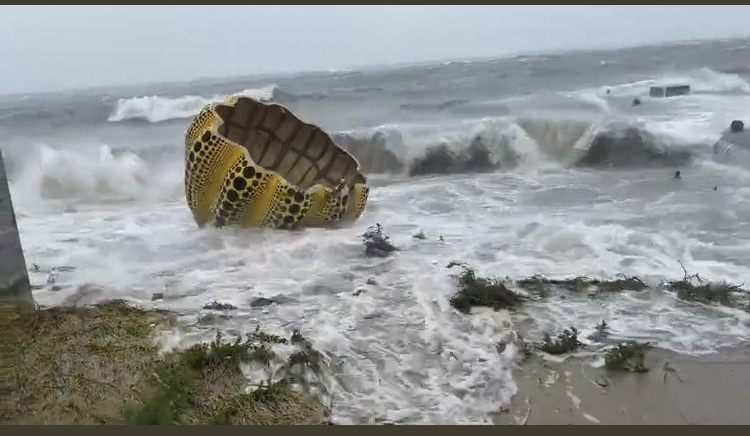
[17,161,750,423]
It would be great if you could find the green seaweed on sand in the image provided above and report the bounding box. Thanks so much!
[537,327,583,355]
[604,341,653,373]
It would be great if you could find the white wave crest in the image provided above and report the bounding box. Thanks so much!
[107,85,277,123]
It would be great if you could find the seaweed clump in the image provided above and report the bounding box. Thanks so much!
[448,267,524,314]
[537,327,583,355]
[516,274,646,296]
[664,264,748,309]
[604,341,653,373]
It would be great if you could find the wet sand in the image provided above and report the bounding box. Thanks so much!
[497,346,750,425]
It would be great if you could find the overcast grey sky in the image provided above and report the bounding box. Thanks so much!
[1,5,750,94]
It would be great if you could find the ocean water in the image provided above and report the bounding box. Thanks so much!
[3,37,750,424]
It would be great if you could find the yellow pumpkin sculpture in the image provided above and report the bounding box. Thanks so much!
[184,95,369,229]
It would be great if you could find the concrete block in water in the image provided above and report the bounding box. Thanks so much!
[713,127,750,167]
[0,150,33,304]
[649,84,691,98]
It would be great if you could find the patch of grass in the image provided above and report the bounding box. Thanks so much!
[123,328,322,425]
[516,274,646,295]
[207,380,325,425]
[2,300,163,424]
[665,264,748,309]
[537,327,582,355]
[0,300,328,425]
[604,341,653,373]
[449,267,525,314]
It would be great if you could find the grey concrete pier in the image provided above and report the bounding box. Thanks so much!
[0,150,33,304]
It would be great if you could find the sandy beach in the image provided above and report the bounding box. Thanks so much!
[498,346,750,425]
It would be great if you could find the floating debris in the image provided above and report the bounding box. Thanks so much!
[587,320,611,342]
[202,300,238,311]
[516,274,647,295]
[47,271,59,285]
[664,263,749,310]
[362,223,398,257]
[495,342,507,354]
[250,297,278,308]
[445,260,467,269]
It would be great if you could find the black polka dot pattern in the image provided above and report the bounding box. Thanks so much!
[184,95,370,230]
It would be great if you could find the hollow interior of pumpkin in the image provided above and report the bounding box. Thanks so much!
[215,98,365,191]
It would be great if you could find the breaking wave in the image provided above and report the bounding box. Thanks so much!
[13,67,745,205]
[8,116,710,208]
[671,67,750,94]
[10,144,183,205]
[335,117,704,177]
[107,85,278,123]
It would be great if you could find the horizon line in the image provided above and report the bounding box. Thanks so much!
[2,33,748,99]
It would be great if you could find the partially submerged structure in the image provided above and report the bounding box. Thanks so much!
[0,150,33,305]
[713,119,750,166]
[649,84,691,98]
